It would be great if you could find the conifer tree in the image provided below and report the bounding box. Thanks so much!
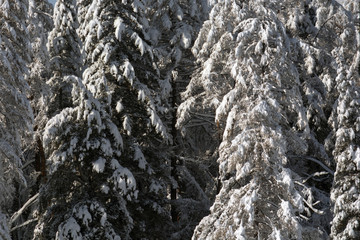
[34,75,136,239]
[46,0,82,117]
[177,0,359,239]
[38,0,173,238]
[27,0,53,124]
[1,0,358,239]
[330,67,360,239]
[33,1,140,239]
[35,0,212,238]
[14,2,54,238]
[0,0,33,238]
[78,0,177,237]
[145,0,218,238]
[180,1,308,238]
[26,0,53,188]
[329,2,360,238]
[342,0,359,75]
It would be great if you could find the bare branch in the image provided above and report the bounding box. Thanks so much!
[189,111,215,119]
[304,199,325,215]
[304,156,334,176]
[289,155,334,176]
[302,171,330,183]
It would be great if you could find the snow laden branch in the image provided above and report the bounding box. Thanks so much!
[10,218,38,232]
[10,193,39,225]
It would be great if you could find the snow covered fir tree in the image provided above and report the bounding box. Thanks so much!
[0,0,359,239]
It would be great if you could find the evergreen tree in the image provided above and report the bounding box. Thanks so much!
[145,0,218,238]
[14,1,54,238]
[1,0,358,239]
[34,1,139,239]
[342,0,359,75]
[36,0,213,238]
[329,1,360,238]
[46,0,82,117]
[184,1,310,238]
[28,0,53,126]
[0,0,33,238]
[33,0,178,238]
[177,0,359,239]
[34,75,136,239]
[330,67,360,240]
[77,0,176,237]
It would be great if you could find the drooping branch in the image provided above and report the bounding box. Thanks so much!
[10,193,39,225]
[10,218,38,232]
[289,155,334,176]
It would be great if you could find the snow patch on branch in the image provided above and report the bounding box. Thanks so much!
[92,157,106,173]
[114,17,125,41]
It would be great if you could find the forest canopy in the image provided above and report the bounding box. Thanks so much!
[0,0,359,239]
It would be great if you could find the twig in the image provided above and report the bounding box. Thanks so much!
[10,218,38,232]
[299,214,310,221]
[185,123,212,128]
[313,16,334,41]
[189,111,215,119]
[21,159,35,170]
[302,171,329,183]
[304,199,324,215]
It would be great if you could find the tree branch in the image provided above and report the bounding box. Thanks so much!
[10,218,38,232]
[304,156,334,176]
[313,16,334,41]
[10,193,39,225]
[289,155,334,176]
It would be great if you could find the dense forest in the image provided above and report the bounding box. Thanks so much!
[0,0,359,239]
